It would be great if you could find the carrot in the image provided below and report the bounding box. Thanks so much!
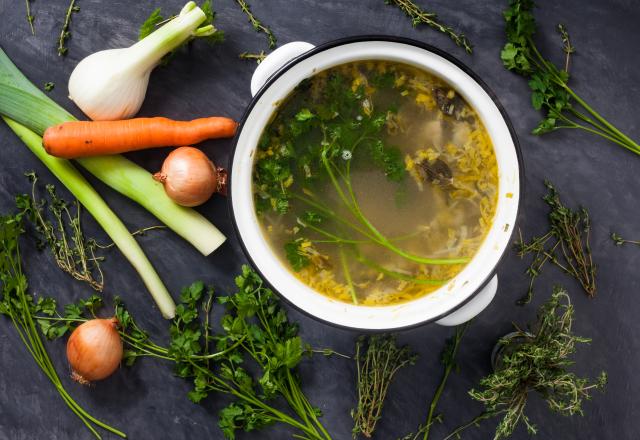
[43,116,238,158]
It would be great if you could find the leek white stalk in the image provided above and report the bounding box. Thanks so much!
[3,117,176,319]
[0,47,226,256]
[68,1,207,121]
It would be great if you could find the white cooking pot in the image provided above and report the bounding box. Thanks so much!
[230,37,521,330]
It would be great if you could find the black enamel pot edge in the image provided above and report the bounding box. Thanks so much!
[226,35,526,333]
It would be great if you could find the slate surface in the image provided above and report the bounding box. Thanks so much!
[0,0,638,439]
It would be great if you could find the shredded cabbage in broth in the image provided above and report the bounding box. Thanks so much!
[252,60,498,306]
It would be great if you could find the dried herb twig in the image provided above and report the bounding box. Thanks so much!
[58,0,80,56]
[25,0,35,35]
[16,172,105,291]
[352,334,417,438]
[516,181,596,304]
[611,232,640,247]
[445,288,607,440]
[239,51,267,64]
[557,24,575,73]
[401,323,469,440]
[93,225,167,250]
[234,0,277,49]
[385,0,472,54]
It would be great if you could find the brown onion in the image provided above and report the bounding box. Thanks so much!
[153,146,226,207]
[67,318,123,384]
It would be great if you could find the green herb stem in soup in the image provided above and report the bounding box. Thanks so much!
[252,61,498,306]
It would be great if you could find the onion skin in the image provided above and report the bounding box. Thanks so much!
[67,318,123,384]
[153,146,222,207]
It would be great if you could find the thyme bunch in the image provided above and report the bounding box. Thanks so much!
[351,334,417,438]
[16,172,105,291]
[234,0,277,49]
[516,181,595,304]
[445,288,606,440]
[384,0,472,53]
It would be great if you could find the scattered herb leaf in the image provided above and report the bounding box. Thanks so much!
[43,82,55,92]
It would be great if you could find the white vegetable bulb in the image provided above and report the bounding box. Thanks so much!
[68,1,207,121]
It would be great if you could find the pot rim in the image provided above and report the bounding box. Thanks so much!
[227,35,525,331]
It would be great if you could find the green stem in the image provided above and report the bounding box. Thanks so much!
[322,152,468,265]
[422,323,469,440]
[443,411,502,440]
[355,253,446,285]
[339,246,358,305]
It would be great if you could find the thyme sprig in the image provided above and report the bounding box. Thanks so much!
[556,24,574,73]
[501,0,639,153]
[611,232,640,247]
[239,51,267,64]
[516,181,595,304]
[384,0,472,54]
[402,323,470,440]
[57,0,80,56]
[351,334,417,438]
[234,0,277,49]
[445,288,606,440]
[16,172,105,291]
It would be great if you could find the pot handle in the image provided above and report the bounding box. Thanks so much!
[435,275,498,326]
[251,42,316,97]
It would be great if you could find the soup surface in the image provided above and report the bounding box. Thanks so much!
[252,60,498,306]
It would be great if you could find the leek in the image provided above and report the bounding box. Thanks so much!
[0,48,225,255]
[3,117,176,319]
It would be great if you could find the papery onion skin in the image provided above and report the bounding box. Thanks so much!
[67,318,123,384]
[153,146,220,207]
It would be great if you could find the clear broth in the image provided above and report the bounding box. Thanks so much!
[252,60,498,306]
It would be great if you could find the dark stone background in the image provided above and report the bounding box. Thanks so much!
[0,0,638,439]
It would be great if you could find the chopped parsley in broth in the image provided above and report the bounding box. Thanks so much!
[252,61,498,306]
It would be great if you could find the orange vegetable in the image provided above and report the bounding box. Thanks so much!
[42,116,238,158]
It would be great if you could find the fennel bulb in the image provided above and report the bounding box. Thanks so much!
[68,1,213,120]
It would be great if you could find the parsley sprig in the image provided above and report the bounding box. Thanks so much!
[501,0,639,154]
[39,266,336,440]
